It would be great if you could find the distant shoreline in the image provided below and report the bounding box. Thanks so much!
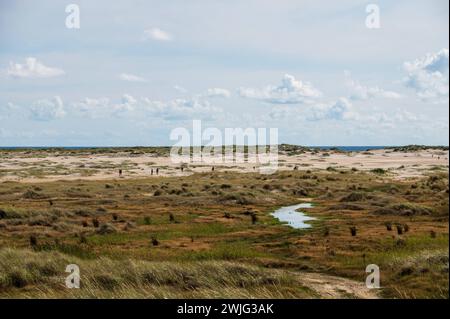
[0,145,448,152]
[0,144,447,183]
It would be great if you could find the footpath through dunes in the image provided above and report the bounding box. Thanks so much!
[293,272,380,299]
[0,147,448,183]
[0,248,379,299]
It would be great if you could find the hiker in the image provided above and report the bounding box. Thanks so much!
[212,166,215,172]
[181,166,184,172]
[294,165,298,171]
[119,169,122,177]
[156,168,159,175]
[151,168,154,175]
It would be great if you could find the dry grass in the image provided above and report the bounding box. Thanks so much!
[0,248,314,298]
[0,152,448,299]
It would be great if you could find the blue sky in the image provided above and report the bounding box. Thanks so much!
[0,0,448,146]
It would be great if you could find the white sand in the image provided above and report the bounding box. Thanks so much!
[0,148,448,183]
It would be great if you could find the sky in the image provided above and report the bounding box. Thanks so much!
[0,0,449,146]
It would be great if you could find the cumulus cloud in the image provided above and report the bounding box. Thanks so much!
[268,98,358,122]
[7,57,65,78]
[403,48,449,103]
[72,94,137,118]
[268,105,293,120]
[203,88,231,98]
[119,73,147,82]
[239,74,321,104]
[393,109,419,122]
[72,97,110,118]
[173,86,230,98]
[143,96,222,120]
[113,94,137,114]
[364,109,421,130]
[307,98,358,121]
[345,72,402,100]
[143,28,173,41]
[29,96,65,121]
[174,85,188,94]
[71,93,221,121]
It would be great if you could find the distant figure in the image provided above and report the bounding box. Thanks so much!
[119,169,122,177]
[151,168,154,175]
[253,166,256,170]
[181,166,184,172]
[293,165,298,171]
[212,166,215,172]
[156,168,159,175]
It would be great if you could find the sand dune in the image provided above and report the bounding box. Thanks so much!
[0,148,447,183]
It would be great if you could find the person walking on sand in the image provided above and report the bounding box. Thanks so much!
[156,168,159,175]
[212,166,215,172]
[151,168,154,175]
[119,169,122,177]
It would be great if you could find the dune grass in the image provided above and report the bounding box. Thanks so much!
[0,162,448,298]
[0,248,314,298]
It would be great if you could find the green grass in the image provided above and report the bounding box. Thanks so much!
[338,234,449,268]
[178,241,271,261]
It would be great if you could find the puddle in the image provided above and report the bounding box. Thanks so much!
[271,203,316,229]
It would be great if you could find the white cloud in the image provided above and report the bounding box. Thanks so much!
[345,72,402,100]
[365,109,420,130]
[403,48,449,103]
[7,57,65,78]
[119,73,147,82]
[268,105,293,120]
[307,97,357,121]
[29,96,65,121]
[70,92,221,121]
[393,109,419,122]
[204,88,231,98]
[143,28,173,42]
[268,97,358,122]
[143,96,222,120]
[239,74,321,104]
[72,95,137,118]
[72,97,110,118]
[174,85,188,94]
[113,94,137,115]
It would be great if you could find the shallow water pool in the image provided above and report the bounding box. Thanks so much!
[271,203,316,229]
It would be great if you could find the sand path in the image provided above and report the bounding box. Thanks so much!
[296,272,380,299]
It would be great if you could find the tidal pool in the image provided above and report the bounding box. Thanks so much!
[271,203,316,229]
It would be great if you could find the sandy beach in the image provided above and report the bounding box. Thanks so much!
[1,148,448,183]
